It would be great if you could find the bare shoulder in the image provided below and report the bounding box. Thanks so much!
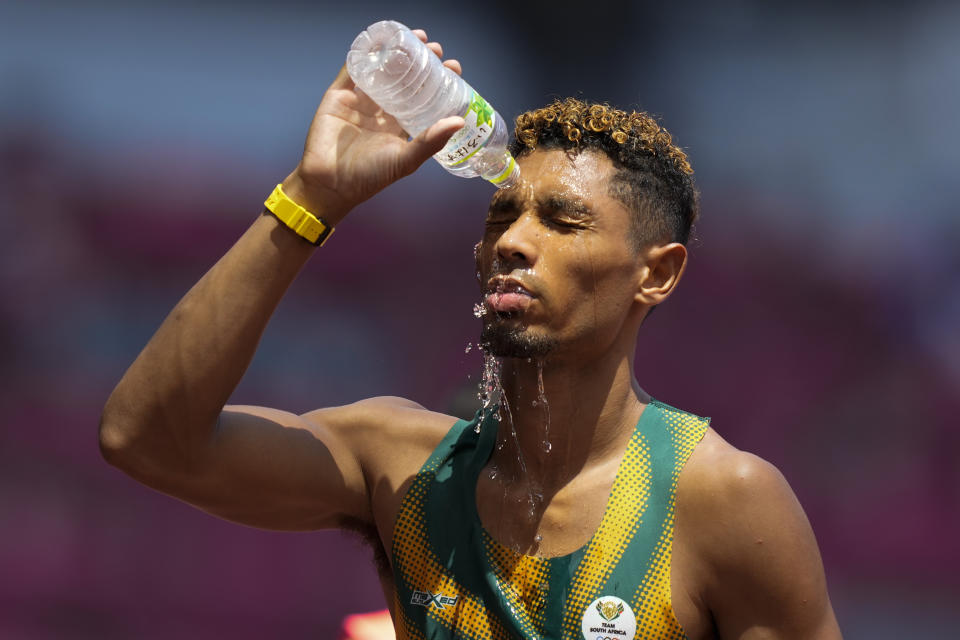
[678,428,798,524]
[304,397,459,491]
[305,395,459,473]
[675,428,842,639]
[304,396,463,552]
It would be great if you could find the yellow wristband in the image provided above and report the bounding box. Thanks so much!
[263,184,334,246]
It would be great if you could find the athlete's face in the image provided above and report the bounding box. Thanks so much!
[477,148,647,361]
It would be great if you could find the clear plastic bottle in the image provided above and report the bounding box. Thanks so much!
[346,20,519,188]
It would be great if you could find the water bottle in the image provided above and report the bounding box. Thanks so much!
[346,20,519,188]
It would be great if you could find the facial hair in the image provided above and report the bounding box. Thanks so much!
[480,315,556,359]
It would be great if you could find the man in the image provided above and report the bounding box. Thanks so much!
[100,29,842,639]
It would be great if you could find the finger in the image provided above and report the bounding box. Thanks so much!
[328,64,355,91]
[426,41,444,59]
[412,29,445,60]
[442,59,462,76]
[400,115,465,172]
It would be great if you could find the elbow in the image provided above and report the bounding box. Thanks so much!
[99,393,206,481]
[98,409,179,494]
[98,406,166,484]
[98,389,148,472]
[99,403,133,469]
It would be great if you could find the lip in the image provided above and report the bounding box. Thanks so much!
[485,276,536,297]
[484,276,536,313]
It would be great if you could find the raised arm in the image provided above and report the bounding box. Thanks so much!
[99,33,465,530]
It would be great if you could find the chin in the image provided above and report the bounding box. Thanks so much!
[479,320,556,359]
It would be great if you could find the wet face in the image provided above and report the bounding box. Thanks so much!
[478,148,645,361]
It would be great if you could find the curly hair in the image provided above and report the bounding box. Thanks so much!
[509,98,699,247]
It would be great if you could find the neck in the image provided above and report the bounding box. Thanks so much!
[487,345,647,492]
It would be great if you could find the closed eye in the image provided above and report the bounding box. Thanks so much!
[543,212,590,231]
[551,217,583,227]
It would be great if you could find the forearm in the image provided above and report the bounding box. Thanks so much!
[100,191,320,470]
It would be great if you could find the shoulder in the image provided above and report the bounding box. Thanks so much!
[303,396,462,474]
[304,394,460,442]
[677,428,817,581]
[677,428,809,561]
[679,428,795,517]
[675,428,841,638]
[304,396,466,555]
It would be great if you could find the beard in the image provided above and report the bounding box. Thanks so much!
[480,316,556,359]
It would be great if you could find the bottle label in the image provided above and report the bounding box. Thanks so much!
[436,91,496,166]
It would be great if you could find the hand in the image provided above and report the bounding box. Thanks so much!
[284,29,465,226]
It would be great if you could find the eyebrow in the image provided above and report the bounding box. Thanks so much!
[541,193,590,218]
[487,194,520,215]
[487,192,592,218]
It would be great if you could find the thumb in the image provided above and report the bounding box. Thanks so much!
[399,116,465,173]
[328,64,355,91]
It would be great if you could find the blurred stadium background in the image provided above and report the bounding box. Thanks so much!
[1,0,958,637]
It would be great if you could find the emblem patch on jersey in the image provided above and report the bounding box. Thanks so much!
[581,596,637,639]
[411,590,458,610]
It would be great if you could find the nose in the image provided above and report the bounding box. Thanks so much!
[494,212,540,267]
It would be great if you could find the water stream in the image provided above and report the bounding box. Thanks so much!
[536,360,552,453]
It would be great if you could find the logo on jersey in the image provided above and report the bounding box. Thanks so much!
[411,590,459,610]
[597,599,625,621]
[581,595,636,639]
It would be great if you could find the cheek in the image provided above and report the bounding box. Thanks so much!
[569,247,637,322]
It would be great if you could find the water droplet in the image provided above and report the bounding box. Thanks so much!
[474,422,481,433]
[476,351,502,415]
[534,534,543,543]
[536,360,551,456]
[473,302,487,318]
[464,342,473,354]
[489,469,498,479]
[473,241,482,261]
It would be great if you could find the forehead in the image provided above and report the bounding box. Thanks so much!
[489,148,627,216]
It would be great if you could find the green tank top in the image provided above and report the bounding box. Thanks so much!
[391,399,708,640]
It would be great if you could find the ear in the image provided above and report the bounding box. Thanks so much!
[635,242,688,306]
